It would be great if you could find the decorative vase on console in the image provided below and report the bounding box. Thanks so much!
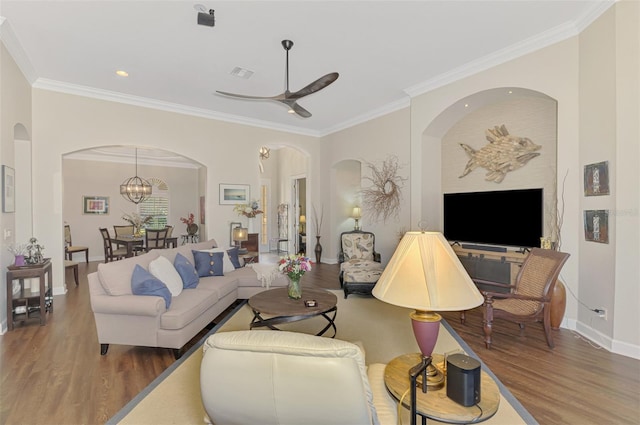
[314,236,322,264]
[187,223,199,236]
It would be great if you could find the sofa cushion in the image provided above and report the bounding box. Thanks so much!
[160,288,219,330]
[193,250,224,277]
[196,274,239,299]
[131,264,172,309]
[149,255,183,297]
[174,253,199,289]
[164,240,218,265]
[98,250,160,295]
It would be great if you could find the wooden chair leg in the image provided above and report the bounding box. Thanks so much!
[73,265,79,286]
[543,309,555,348]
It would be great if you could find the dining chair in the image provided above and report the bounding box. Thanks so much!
[64,224,89,263]
[99,228,128,263]
[113,225,135,249]
[145,228,168,252]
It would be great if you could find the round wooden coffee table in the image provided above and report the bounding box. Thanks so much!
[248,287,337,337]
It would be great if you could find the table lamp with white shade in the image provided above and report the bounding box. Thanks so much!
[372,231,483,391]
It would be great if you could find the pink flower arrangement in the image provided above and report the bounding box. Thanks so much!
[278,254,312,280]
[180,213,195,225]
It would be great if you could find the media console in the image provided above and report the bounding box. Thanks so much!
[452,245,566,329]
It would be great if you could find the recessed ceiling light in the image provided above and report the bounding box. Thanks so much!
[231,67,254,79]
[116,70,129,77]
[464,103,469,108]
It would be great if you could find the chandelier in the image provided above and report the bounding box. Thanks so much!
[120,148,152,204]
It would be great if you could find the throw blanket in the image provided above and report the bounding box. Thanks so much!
[248,263,280,289]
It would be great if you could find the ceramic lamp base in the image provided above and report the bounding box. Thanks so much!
[410,310,445,388]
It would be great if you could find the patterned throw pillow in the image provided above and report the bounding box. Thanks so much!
[192,250,224,277]
[174,253,199,289]
[131,264,172,308]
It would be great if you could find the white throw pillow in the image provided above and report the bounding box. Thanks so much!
[149,255,183,297]
[199,248,234,273]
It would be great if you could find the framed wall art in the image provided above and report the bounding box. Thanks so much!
[584,209,609,244]
[584,161,610,196]
[83,196,109,215]
[2,165,15,213]
[219,184,249,205]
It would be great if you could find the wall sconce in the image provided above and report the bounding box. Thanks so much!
[351,206,362,230]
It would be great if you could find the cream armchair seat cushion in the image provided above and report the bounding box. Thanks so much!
[200,330,397,425]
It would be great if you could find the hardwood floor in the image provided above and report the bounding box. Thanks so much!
[1,260,638,424]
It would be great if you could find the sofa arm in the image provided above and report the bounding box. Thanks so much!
[90,293,166,317]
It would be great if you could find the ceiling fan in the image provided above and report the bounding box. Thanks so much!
[216,40,339,118]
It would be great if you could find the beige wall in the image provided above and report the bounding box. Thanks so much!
[0,41,33,334]
[30,89,316,296]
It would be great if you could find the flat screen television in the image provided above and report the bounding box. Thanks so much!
[443,188,543,249]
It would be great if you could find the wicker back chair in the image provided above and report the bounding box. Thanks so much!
[477,248,570,349]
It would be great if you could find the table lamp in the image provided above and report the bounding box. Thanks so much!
[299,214,306,233]
[372,231,483,390]
[351,206,362,230]
[232,226,249,254]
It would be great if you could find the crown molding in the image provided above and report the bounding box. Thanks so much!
[320,97,410,137]
[32,78,323,138]
[0,17,37,84]
[404,1,615,98]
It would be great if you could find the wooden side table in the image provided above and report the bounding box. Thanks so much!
[384,353,500,424]
[6,259,53,331]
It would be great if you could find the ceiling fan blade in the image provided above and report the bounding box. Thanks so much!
[288,72,339,100]
[215,90,280,100]
[288,102,312,118]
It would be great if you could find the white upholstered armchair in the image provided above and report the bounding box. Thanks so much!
[200,330,397,425]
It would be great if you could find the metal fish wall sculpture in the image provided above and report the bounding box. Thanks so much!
[459,125,541,183]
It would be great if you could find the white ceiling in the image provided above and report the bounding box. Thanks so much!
[1,0,613,138]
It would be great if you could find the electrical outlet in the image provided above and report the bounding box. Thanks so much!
[597,308,608,320]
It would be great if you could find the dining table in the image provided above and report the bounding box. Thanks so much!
[111,235,144,258]
[111,235,179,257]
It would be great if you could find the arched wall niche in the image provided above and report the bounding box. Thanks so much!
[61,145,205,262]
[421,87,559,244]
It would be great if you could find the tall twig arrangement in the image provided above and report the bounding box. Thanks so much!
[311,203,324,237]
[361,155,406,223]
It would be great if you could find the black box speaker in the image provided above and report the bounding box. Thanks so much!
[446,353,481,406]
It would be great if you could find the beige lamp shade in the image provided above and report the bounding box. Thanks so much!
[351,206,362,219]
[372,231,483,311]
[299,215,306,224]
[232,227,248,242]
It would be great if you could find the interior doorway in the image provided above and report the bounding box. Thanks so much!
[292,176,307,254]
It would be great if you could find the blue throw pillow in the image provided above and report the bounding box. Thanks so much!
[226,246,242,269]
[131,264,172,309]
[192,250,224,277]
[174,253,199,289]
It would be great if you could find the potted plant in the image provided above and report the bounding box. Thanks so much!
[8,243,28,266]
[180,213,198,235]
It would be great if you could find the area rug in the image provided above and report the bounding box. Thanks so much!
[109,290,537,424]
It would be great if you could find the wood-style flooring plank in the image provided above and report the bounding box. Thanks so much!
[1,260,638,425]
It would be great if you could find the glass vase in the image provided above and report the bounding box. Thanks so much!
[287,276,302,300]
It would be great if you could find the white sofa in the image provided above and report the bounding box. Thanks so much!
[88,239,287,357]
[200,330,398,425]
